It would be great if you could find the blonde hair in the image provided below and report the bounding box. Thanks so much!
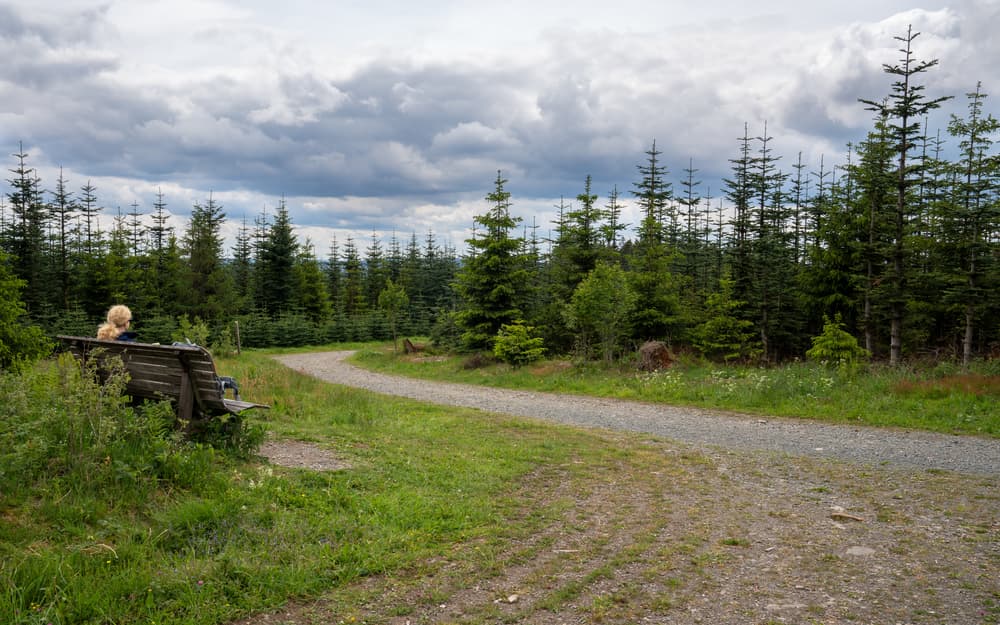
[97,304,132,340]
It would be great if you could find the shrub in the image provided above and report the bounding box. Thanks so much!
[806,314,870,370]
[0,252,51,373]
[0,354,176,504]
[430,309,463,351]
[691,278,760,364]
[172,314,211,346]
[493,321,546,368]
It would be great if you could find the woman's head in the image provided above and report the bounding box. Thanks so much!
[106,305,132,328]
[97,304,132,340]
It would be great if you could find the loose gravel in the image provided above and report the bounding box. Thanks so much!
[274,351,1000,476]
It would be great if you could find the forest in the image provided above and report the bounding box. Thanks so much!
[1,27,998,369]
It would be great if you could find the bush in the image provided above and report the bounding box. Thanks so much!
[806,314,870,370]
[493,321,546,368]
[172,314,211,346]
[430,308,463,351]
[0,252,51,373]
[0,354,178,504]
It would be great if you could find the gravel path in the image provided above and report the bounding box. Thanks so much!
[275,351,1000,476]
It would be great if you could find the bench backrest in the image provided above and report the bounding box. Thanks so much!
[57,336,252,419]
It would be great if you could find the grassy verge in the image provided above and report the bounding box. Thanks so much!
[0,350,617,625]
[350,347,1000,437]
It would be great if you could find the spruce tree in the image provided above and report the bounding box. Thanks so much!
[78,180,101,255]
[629,142,682,342]
[258,200,298,315]
[943,83,999,363]
[4,145,47,314]
[295,240,332,324]
[724,124,754,310]
[859,25,951,364]
[182,193,234,320]
[365,231,388,309]
[341,236,366,316]
[326,236,343,315]
[455,171,529,350]
[231,216,255,314]
[49,167,77,311]
[600,184,628,250]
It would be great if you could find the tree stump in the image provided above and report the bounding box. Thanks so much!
[403,338,424,354]
[637,340,673,371]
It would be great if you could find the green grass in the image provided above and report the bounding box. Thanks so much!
[0,350,615,624]
[3,344,997,624]
[350,347,1000,437]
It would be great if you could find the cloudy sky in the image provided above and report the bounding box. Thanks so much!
[2,0,997,253]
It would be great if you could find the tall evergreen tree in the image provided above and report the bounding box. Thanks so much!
[365,231,388,309]
[629,142,683,342]
[231,215,255,314]
[258,200,298,315]
[295,240,331,324]
[182,193,234,320]
[677,158,702,283]
[943,83,999,364]
[859,24,951,364]
[600,184,627,250]
[747,121,795,361]
[632,140,672,245]
[49,167,77,311]
[551,175,604,302]
[455,171,529,350]
[4,145,47,314]
[341,236,366,316]
[724,124,754,309]
[326,236,343,316]
[78,180,101,255]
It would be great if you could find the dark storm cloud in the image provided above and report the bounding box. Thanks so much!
[3,0,996,242]
[0,4,117,88]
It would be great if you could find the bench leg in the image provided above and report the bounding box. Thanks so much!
[178,370,195,422]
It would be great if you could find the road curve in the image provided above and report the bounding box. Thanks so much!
[274,351,1000,476]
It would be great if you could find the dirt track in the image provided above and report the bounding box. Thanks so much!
[240,351,1000,625]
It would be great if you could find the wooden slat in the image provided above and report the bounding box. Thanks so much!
[56,335,267,417]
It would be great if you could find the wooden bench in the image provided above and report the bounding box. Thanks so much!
[57,335,268,421]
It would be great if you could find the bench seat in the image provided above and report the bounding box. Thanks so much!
[57,335,269,421]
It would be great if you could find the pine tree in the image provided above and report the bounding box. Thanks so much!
[600,184,628,250]
[78,180,101,255]
[4,145,48,314]
[258,199,298,315]
[326,236,343,316]
[341,236,366,316]
[49,167,77,311]
[747,121,795,362]
[632,140,672,245]
[859,25,951,364]
[231,215,255,314]
[677,158,702,283]
[182,193,234,320]
[943,83,999,363]
[398,232,426,331]
[724,124,754,309]
[365,230,388,309]
[455,171,529,350]
[551,175,604,303]
[629,143,682,342]
[295,240,331,324]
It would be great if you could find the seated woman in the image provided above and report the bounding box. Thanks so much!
[97,304,137,341]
